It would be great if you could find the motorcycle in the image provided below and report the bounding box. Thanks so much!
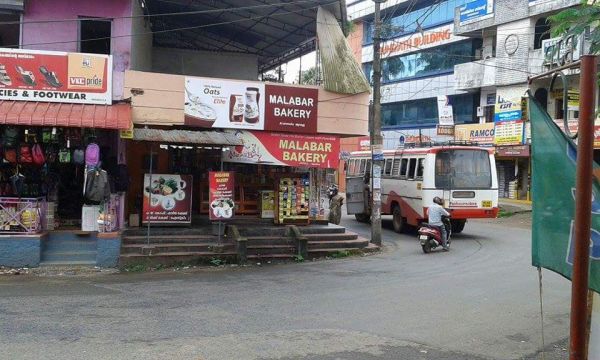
[418,215,452,253]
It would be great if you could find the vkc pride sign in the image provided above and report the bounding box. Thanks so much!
[0,48,112,105]
[224,130,340,169]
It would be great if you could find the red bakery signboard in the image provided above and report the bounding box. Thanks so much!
[208,171,235,221]
[264,84,318,133]
[224,130,340,169]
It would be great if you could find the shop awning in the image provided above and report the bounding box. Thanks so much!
[0,101,131,130]
[132,128,242,146]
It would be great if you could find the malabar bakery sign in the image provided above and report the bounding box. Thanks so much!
[0,48,112,105]
[184,76,318,134]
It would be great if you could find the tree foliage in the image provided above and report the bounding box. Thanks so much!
[549,1,600,54]
[299,67,319,85]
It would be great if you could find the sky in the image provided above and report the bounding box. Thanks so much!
[265,51,317,84]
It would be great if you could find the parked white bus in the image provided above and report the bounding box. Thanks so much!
[345,144,499,234]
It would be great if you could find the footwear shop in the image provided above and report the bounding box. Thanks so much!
[0,48,130,268]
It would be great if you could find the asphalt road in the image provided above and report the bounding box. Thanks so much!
[0,213,571,360]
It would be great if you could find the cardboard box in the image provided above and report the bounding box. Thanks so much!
[129,214,140,227]
[82,206,100,232]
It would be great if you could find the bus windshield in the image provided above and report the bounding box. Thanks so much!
[435,150,491,189]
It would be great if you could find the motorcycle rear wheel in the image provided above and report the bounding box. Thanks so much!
[421,242,432,253]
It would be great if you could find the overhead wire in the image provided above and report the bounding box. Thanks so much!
[6,1,338,49]
[0,0,329,25]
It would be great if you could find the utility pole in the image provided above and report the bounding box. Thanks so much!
[569,54,598,360]
[371,0,386,246]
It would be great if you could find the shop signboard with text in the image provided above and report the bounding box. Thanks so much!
[224,130,340,169]
[0,48,112,104]
[454,123,495,145]
[209,171,235,221]
[363,24,466,62]
[553,119,600,148]
[459,0,494,25]
[184,77,318,133]
[143,174,192,224]
[494,120,524,146]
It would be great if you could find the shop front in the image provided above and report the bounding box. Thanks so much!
[0,48,131,268]
[124,71,367,231]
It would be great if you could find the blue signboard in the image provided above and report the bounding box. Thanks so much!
[494,110,522,122]
[459,0,494,25]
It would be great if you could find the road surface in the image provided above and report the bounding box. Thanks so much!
[0,213,570,360]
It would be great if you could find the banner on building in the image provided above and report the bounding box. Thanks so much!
[459,0,494,25]
[495,97,522,122]
[494,120,524,146]
[208,171,235,221]
[454,123,495,144]
[437,125,455,136]
[495,145,530,157]
[142,174,192,224]
[0,48,112,105]
[437,95,454,125]
[529,95,600,294]
[552,119,600,148]
[184,77,318,133]
[223,130,340,169]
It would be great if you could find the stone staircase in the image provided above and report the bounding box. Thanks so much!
[40,232,98,266]
[119,224,375,266]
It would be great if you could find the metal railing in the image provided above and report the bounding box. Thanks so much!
[0,197,46,234]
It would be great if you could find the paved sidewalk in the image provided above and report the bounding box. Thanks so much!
[500,198,532,213]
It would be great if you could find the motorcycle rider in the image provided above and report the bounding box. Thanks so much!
[428,196,450,250]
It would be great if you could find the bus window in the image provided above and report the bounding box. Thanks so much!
[400,158,408,179]
[408,158,417,180]
[359,159,367,175]
[348,159,356,176]
[384,158,393,176]
[416,158,424,179]
[435,150,492,189]
[392,159,401,176]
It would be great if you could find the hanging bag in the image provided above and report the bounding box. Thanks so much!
[32,143,45,166]
[73,148,85,165]
[19,145,33,164]
[2,127,19,147]
[4,148,17,164]
[85,143,100,167]
[58,148,71,163]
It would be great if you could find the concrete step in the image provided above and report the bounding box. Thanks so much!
[41,250,97,263]
[122,235,221,245]
[39,260,97,266]
[120,251,237,258]
[123,228,213,237]
[307,238,369,250]
[121,243,235,255]
[247,245,296,256]
[304,232,359,241]
[238,224,346,237]
[44,239,97,252]
[245,236,294,246]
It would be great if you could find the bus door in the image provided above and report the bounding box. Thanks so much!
[346,157,370,215]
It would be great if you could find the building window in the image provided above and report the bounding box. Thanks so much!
[534,18,550,50]
[363,40,479,85]
[381,93,478,128]
[0,14,20,48]
[363,0,472,45]
[79,18,112,55]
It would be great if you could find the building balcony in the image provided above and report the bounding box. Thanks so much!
[454,58,496,90]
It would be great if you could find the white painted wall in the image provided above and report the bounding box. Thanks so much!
[152,47,259,81]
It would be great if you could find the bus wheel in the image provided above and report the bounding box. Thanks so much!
[355,213,370,223]
[392,205,405,233]
[451,220,466,234]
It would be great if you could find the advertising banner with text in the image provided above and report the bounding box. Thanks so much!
[459,0,494,25]
[184,77,318,133]
[223,130,339,169]
[494,120,524,146]
[143,174,192,224]
[454,123,495,145]
[209,171,235,221]
[0,48,112,104]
